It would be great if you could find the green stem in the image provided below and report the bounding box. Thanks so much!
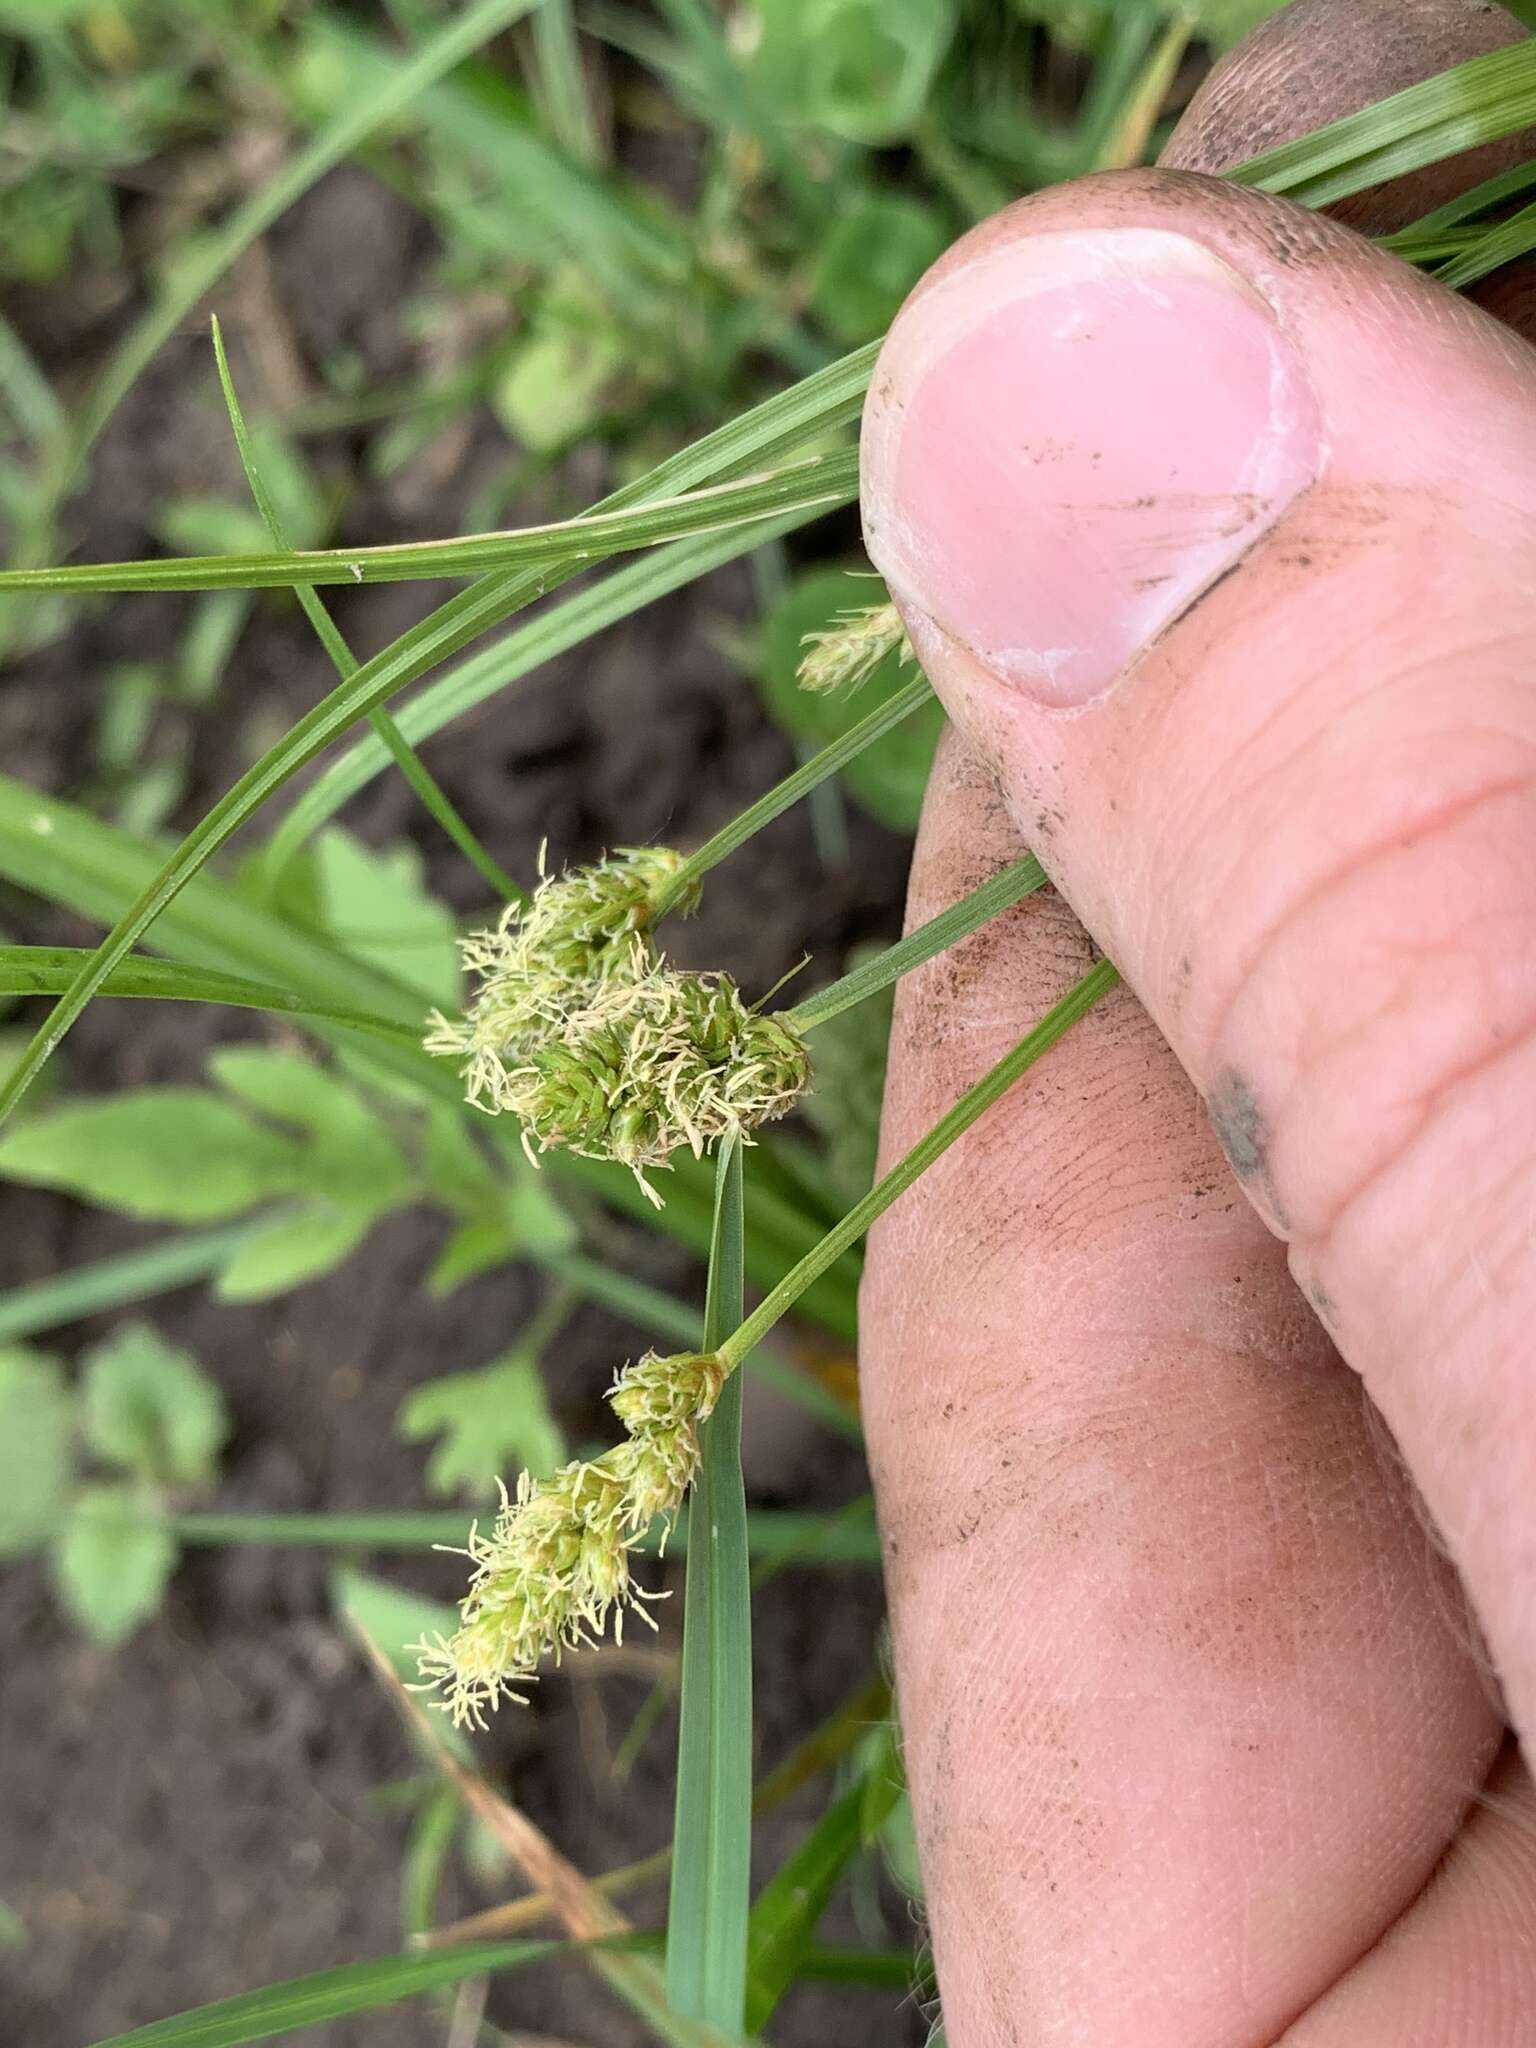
[649,678,935,921]
[721,959,1121,1370]
[790,853,1046,1033]
[164,1503,881,1564]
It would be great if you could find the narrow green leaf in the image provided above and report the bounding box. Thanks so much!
[528,0,603,166]
[1436,196,1536,289]
[84,1939,562,2048]
[0,454,858,595]
[0,311,63,445]
[1383,156,1536,239]
[1234,40,1536,208]
[652,676,935,919]
[0,779,430,1031]
[0,781,851,1336]
[744,1762,902,2031]
[0,945,422,1050]
[790,853,1047,1031]
[168,1503,883,1565]
[262,516,812,871]
[543,1252,705,1350]
[667,1137,752,2031]
[792,1943,925,1990]
[0,382,868,1122]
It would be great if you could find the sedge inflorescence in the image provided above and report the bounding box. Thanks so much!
[417,1348,728,1727]
[796,600,914,694]
[425,846,810,1203]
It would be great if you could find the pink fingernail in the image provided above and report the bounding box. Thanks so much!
[861,228,1324,708]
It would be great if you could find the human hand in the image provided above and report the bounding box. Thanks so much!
[859,3,1536,2040]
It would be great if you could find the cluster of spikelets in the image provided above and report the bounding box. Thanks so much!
[424,847,809,1203]
[796,599,914,694]
[417,1347,727,1727]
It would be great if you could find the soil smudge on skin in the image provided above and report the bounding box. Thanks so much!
[1206,1068,1290,1231]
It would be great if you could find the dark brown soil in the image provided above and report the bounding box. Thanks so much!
[0,163,926,2046]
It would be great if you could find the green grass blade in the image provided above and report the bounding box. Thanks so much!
[5,0,542,605]
[0,945,421,1048]
[791,853,1047,1032]
[0,778,427,1025]
[0,1226,257,1345]
[236,66,1532,869]
[1435,197,1536,288]
[650,0,821,211]
[167,1502,882,1565]
[793,1945,926,1991]
[527,0,603,166]
[209,318,519,903]
[653,677,935,918]
[0,454,858,595]
[744,1763,903,2032]
[667,1136,753,2031]
[1235,39,1536,208]
[543,1252,706,1349]
[84,1939,562,2048]
[1384,156,1536,239]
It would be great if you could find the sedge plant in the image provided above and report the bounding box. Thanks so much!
[0,11,1533,2046]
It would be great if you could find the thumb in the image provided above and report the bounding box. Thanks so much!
[861,172,1536,1748]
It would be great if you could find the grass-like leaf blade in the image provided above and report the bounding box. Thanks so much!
[744,1760,903,2031]
[1235,38,1536,207]
[85,1939,562,2048]
[791,853,1047,1031]
[0,1227,257,1346]
[666,1136,753,2030]
[0,455,857,595]
[0,946,420,1048]
[262,523,805,873]
[654,678,935,917]
[165,1502,881,1564]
